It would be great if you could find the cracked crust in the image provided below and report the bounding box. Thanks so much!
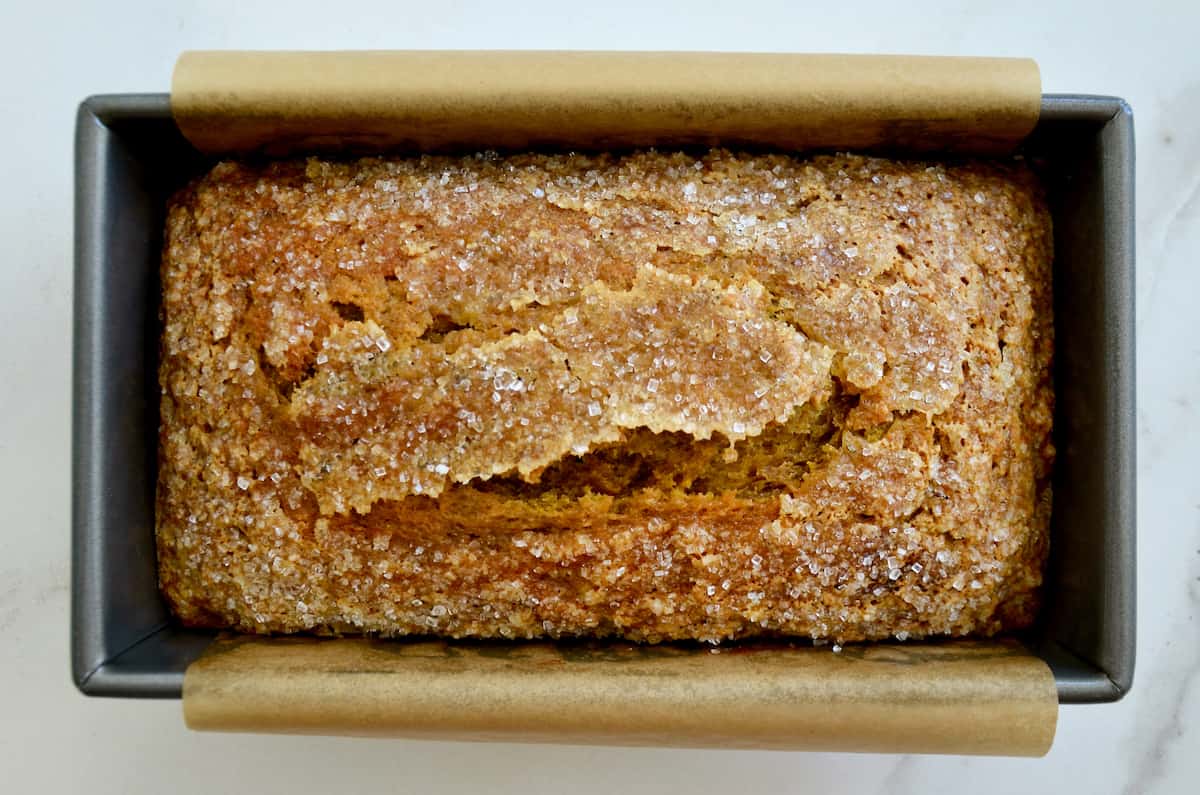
[157,150,1054,644]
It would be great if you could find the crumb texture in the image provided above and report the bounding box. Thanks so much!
[157,150,1053,644]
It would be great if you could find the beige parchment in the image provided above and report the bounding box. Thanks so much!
[171,51,1040,155]
[184,636,1057,756]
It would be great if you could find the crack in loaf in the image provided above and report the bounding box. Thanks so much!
[157,149,1054,644]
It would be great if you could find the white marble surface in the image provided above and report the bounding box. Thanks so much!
[1,1,1195,791]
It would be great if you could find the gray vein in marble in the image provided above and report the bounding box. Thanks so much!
[1123,658,1198,795]
[0,569,66,632]
[1160,170,1200,245]
[1136,80,1200,336]
[1121,525,1200,795]
[873,754,915,795]
[1138,168,1200,338]
[0,583,19,632]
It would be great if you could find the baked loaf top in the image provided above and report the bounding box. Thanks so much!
[158,150,1053,644]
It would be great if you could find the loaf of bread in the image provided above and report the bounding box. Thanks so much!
[157,150,1053,644]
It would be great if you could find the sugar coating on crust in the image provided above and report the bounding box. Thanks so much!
[548,265,833,442]
[157,150,1053,644]
[291,265,832,513]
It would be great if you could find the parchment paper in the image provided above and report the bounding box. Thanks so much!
[171,51,1040,155]
[184,636,1057,755]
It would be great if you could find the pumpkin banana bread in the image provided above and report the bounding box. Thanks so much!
[157,150,1053,644]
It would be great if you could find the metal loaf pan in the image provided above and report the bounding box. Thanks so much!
[72,94,1135,702]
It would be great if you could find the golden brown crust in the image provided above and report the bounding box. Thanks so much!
[157,150,1053,644]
